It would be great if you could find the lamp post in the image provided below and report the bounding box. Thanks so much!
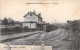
[30,21,33,34]
[30,22,31,34]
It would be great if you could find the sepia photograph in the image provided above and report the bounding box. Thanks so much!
[0,0,80,50]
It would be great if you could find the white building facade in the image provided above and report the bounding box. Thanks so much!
[22,11,47,31]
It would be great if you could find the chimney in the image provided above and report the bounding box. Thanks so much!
[28,11,30,14]
[33,11,35,14]
[38,13,41,17]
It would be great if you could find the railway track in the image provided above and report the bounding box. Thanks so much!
[0,32,43,43]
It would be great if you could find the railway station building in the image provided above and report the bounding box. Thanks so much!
[22,11,47,31]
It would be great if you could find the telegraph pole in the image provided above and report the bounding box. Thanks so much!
[41,26,47,50]
[69,20,72,40]
[41,41,45,50]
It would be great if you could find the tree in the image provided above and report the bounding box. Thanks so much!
[2,18,8,25]
[8,18,15,26]
[67,20,80,50]
[71,20,80,32]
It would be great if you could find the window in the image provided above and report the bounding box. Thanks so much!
[30,14,32,16]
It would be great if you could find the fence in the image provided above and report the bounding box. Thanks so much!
[1,26,30,35]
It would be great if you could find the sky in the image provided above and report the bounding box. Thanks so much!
[0,0,80,23]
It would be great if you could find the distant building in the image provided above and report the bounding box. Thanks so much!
[8,18,13,23]
[22,11,47,31]
[8,18,22,27]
